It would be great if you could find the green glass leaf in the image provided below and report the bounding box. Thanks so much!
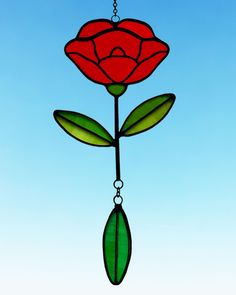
[54,110,114,147]
[103,204,132,285]
[120,93,176,137]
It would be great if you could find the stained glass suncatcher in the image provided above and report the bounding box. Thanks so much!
[53,0,175,285]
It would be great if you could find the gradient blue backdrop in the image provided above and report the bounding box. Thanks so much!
[0,0,236,294]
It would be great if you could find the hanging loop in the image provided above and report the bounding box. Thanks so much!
[111,0,120,22]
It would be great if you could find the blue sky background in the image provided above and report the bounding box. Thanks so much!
[0,0,236,294]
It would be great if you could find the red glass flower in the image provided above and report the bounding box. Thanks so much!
[65,19,169,86]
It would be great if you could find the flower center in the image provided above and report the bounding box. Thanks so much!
[110,47,126,56]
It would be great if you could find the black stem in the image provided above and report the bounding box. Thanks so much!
[114,96,121,180]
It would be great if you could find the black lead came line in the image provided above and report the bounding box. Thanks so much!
[114,207,119,284]
[114,96,121,180]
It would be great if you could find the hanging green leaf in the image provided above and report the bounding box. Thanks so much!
[54,110,114,147]
[103,204,132,285]
[120,93,176,137]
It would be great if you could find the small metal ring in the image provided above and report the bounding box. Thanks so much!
[113,195,123,205]
[113,179,124,189]
[111,15,120,22]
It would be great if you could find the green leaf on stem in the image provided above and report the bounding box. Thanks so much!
[54,110,114,147]
[103,204,132,285]
[120,93,176,137]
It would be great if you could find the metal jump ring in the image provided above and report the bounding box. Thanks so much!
[111,15,120,22]
[113,195,123,205]
[113,179,124,189]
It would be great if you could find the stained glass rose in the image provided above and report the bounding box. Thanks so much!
[65,19,169,86]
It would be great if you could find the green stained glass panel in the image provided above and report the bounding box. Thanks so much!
[120,93,175,137]
[103,211,116,282]
[106,84,127,96]
[103,204,132,285]
[117,211,130,282]
[54,110,114,147]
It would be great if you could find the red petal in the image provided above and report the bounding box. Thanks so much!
[65,40,98,62]
[124,52,167,84]
[111,47,125,56]
[99,57,137,83]
[138,40,169,62]
[67,53,112,84]
[118,19,154,38]
[94,30,140,59]
[78,19,113,38]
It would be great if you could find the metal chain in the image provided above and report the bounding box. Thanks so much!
[113,0,118,16]
[113,179,123,205]
[111,0,120,22]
